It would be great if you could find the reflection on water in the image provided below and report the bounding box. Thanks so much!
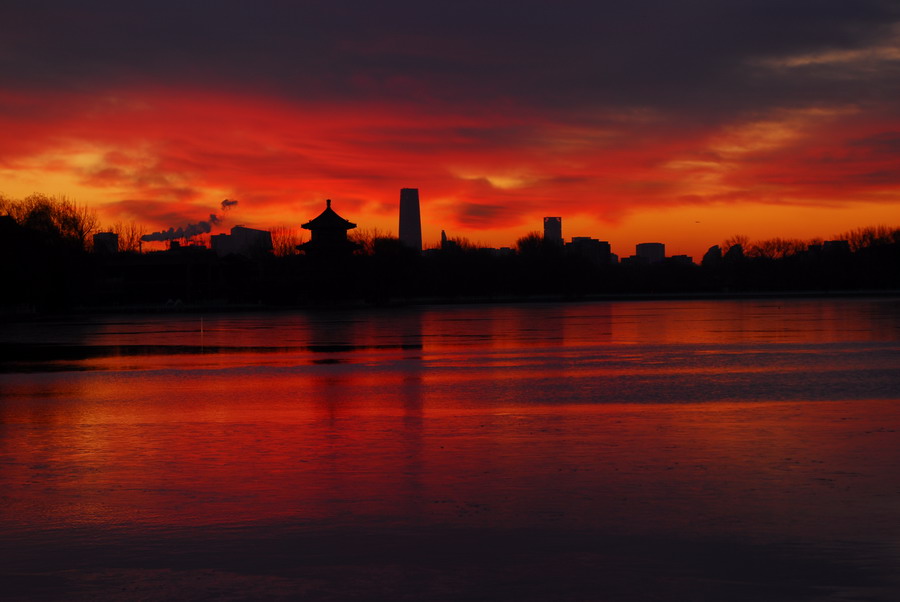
[2,298,900,600]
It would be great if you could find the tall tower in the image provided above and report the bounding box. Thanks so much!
[543,217,562,245]
[399,188,422,251]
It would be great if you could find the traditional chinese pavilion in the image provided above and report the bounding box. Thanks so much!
[298,199,359,256]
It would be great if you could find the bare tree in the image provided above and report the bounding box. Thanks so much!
[748,237,807,259]
[62,197,99,246]
[446,235,478,251]
[349,227,391,255]
[270,225,305,256]
[721,234,749,255]
[3,193,99,250]
[833,225,900,252]
[515,231,544,255]
[0,194,13,216]
[112,220,146,253]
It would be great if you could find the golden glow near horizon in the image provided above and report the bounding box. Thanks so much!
[1,89,899,262]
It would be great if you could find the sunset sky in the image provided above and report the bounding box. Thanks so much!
[2,1,899,258]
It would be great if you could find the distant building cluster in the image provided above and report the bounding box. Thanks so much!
[93,225,273,258]
[89,189,859,271]
[7,190,890,312]
[540,217,675,266]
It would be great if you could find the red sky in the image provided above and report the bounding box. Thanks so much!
[1,1,899,259]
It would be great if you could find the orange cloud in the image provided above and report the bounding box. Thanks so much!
[1,87,899,259]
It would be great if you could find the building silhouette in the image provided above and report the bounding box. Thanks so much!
[299,199,358,256]
[92,232,119,254]
[543,217,562,245]
[211,225,273,258]
[668,254,694,266]
[440,230,458,251]
[823,240,851,255]
[635,242,665,264]
[702,245,723,267]
[566,237,612,264]
[399,188,422,252]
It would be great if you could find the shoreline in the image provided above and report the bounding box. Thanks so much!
[2,288,899,321]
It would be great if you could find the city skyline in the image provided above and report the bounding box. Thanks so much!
[2,4,900,593]
[2,2,899,261]
[8,187,885,266]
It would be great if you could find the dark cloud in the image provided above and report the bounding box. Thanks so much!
[455,201,524,229]
[847,170,900,185]
[850,132,900,152]
[103,200,205,225]
[2,0,898,120]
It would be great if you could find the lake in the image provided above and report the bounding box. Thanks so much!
[2,298,900,600]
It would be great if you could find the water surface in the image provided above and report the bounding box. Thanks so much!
[2,298,899,600]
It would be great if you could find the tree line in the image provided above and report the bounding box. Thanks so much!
[1,193,899,312]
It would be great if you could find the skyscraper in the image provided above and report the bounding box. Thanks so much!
[543,217,562,245]
[399,188,422,251]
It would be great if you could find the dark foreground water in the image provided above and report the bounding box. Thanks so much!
[2,298,900,600]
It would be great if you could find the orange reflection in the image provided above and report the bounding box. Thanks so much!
[1,301,898,545]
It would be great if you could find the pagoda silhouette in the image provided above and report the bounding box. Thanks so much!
[298,199,359,257]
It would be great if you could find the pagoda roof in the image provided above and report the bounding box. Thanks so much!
[301,199,357,230]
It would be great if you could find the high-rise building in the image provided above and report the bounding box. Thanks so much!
[399,188,422,251]
[543,217,562,245]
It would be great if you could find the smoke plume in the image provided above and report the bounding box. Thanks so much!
[139,200,239,242]
[141,214,220,242]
